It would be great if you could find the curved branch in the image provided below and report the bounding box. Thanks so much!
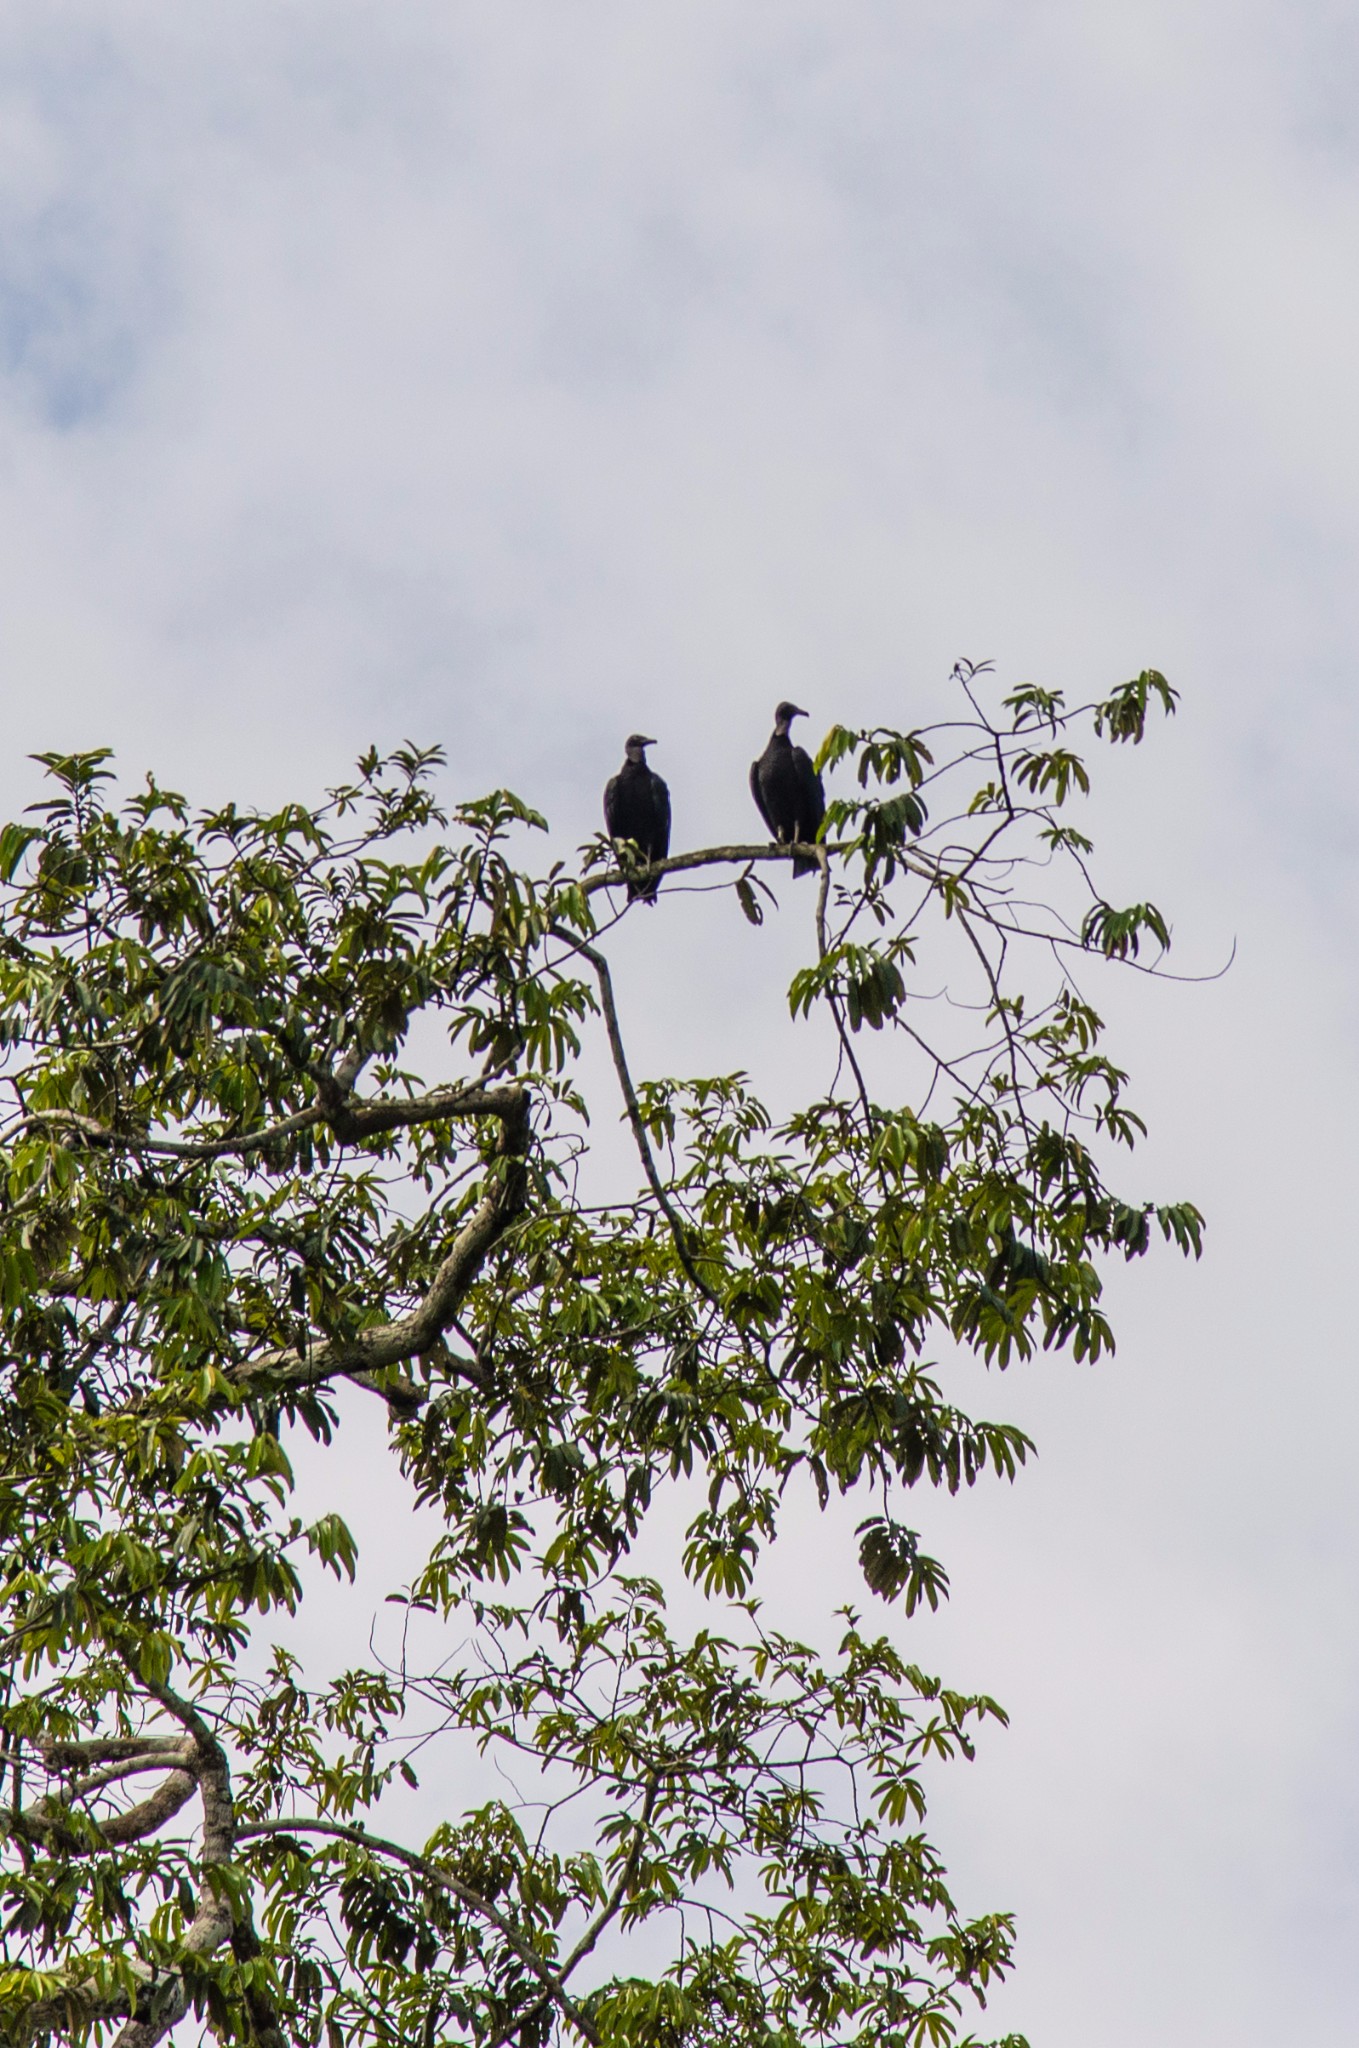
[17,1751,197,1852]
[106,1672,238,2048]
[14,1679,241,2048]
[550,929,716,1306]
[228,1085,531,1397]
[12,1081,524,1164]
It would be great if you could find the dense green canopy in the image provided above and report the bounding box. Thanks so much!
[0,663,1198,2047]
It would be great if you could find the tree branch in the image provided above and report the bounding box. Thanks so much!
[583,840,825,897]
[38,1736,193,1768]
[480,1777,668,2048]
[561,1774,659,1976]
[812,844,874,1127]
[228,1085,531,1397]
[16,1742,197,1852]
[237,1817,601,2046]
[15,1677,241,2048]
[106,1669,238,2048]
[12,1082,524,1164]
[550,929,717,1306]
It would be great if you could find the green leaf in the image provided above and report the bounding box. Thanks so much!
[735,875,764,926]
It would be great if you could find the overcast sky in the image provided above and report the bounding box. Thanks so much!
[5,5,1359,2041]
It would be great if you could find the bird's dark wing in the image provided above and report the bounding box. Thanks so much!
[603,772,624,838]
[787,747,826,876]
[652,771,672,861]
[793,747,826,839]
[749,757,776,837]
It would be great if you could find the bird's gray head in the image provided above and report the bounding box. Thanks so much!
[624,734,656,763]
[773,701,807,734]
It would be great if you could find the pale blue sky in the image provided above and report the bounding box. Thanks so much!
[3,6,1358,2041]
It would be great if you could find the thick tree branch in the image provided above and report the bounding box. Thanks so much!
[15,1679,240,2048]
[228,1085,531,1397]
[106,1670,238,2048]
[39,1736,193,1768]
[17,1740,197,1852]
[12,1081,524,1164]
[229,1913,289,2048]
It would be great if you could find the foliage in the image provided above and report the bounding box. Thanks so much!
[0,663,1199,2046]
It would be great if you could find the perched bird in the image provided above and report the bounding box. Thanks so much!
[604,735,671,902]
[750,702,825,876]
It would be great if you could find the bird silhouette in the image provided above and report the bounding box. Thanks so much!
[750,702,825,877]
[604,735,671,902]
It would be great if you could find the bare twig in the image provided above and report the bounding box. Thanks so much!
[811,844,873,1128]
[549,927,717,1305]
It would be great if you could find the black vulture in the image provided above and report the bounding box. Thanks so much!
[604,735,671,902]
[750,701,825,877]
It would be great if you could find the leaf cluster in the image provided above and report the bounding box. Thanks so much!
[0,668,1197,2045]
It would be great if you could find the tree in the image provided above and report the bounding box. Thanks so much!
[0,662,1200,2048]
